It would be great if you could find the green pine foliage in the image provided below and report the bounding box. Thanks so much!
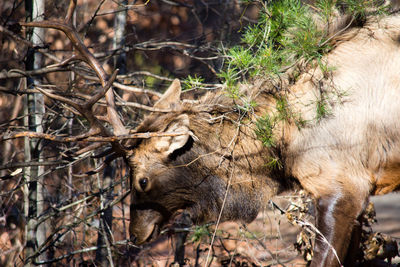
[217,0,387,148]
[220,0,388,87]
[220,0,331,86]
[182,74,205,91]
[255,114,276,147]
[337,0,388,19]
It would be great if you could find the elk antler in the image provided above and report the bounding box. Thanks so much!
[16,0,129,162]
[19,23,127,136]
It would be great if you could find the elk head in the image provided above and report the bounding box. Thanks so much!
[128,80,265,244]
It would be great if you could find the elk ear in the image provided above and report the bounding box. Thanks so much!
[154,79,181,110]
[155,114,197,157]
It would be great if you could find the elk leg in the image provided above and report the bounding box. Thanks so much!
[343,215,363,266]
[310,193,366,267]
[173,211,192,266]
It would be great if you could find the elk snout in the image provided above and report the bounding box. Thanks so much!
[129,206,164,245]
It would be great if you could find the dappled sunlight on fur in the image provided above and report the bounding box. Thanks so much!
[129,13,400,267]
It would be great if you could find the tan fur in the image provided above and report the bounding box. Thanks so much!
[129,14,400,267]
[286,15,400,198]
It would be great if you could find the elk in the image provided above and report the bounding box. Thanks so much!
[3,1,399,266]
[128,14,400,266]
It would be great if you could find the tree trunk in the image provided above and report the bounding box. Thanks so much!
[24,0,46,265]
[95,165,115,267]
[114,1,127,75]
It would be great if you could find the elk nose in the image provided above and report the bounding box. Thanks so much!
[139,178,149,191]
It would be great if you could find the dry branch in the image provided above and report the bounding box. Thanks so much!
[19,18,128,137]
[0,160,70,171]
[0,66,71,80]
[3,131,189,143]
[25,189,131,265]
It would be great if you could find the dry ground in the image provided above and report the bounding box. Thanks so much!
[370,193,400,264]
[133,193,400,266]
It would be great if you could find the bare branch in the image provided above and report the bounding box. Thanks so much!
[0,161,70,171]
[25,189,131,264]
[35,86,81,111]
[64,0,77,24]
[74,143,104,156]
[85,69,118,109]
[113,82,162,98]
[117,71,174,82]
[133,40,198,50]
[0,25,33,47]
[0,24,61,63]
[115,97,171,112]
[19,21,107,85]
[33,240,136,265]
[3,131,188,143]
[0,66,70,80]
[20,20,128,135]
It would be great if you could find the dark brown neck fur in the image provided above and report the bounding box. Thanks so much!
[134,84,298,223]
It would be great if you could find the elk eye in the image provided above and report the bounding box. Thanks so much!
[139,178,149,191]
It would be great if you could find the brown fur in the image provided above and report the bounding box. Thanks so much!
[129,14,400,267]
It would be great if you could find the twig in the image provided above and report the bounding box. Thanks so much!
[295,219,342,266]
[241,224,288,266]
[113,82,162,98]
[64,0,77,23]
[80,0,107,36]
[25,189,131,264]
[0,66,71,80]
[0,160,69,171]
[0,25,61,63]
[32,240,136,265]
[3,131,188,142]
[117,71,174,82]
[204,126,240,267]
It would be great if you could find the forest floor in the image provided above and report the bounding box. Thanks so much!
[370,193,400,264]
[134,193,400,266]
